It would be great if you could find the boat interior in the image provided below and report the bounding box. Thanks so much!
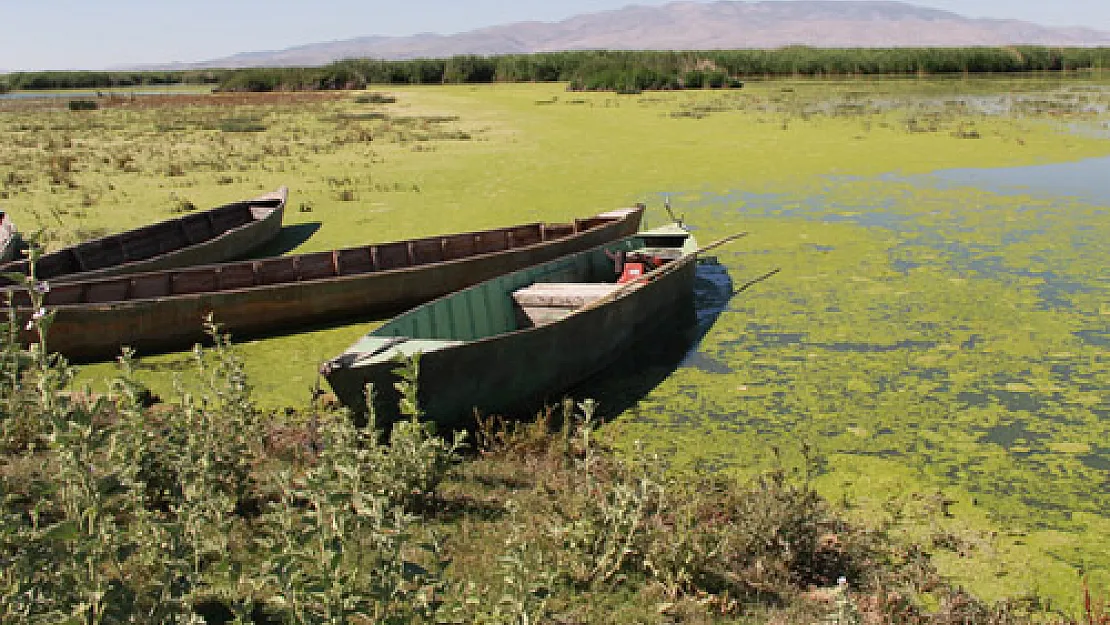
[24,196,284,281]
[8,215,626,308]
[337,229,691,368]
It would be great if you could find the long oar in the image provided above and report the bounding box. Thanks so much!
[690,231,748,256]
[731,267,780,296]
[578,232,748,313]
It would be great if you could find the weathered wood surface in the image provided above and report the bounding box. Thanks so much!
[511,283,622,307]
[512,282,625,327]
[10,205,643,361]
[323,226,701,430]
[0,187,286,286]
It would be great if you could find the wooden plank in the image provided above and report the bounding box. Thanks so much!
[574,217,607,232]
[544,224,573,240]
[446,290,472,339]
[172,269,219,295]
[216,264,255,290]
[182,214,212,244]
[432,299,454,341]
[511,283,620,308]
[298,252,337,280]
[85,279,130,303]
[177,220,194,245]
[119,228,161,261]
[376,243,410,270]
[130,273,171,299]
[78,240,124,271]
[45,283,83,305]
[510,224,542,247]
[411,238,445,265]
[474,231,507,254]
[210,206,249,231]
[256,258,297,285]
[442,233,477,260]
[68,249,87,272]
[517,305,573,327]
[337,248,374,275]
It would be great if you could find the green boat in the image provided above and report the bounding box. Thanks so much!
[321,222,714,430]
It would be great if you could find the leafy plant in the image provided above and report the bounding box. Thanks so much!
[0,298,469,622]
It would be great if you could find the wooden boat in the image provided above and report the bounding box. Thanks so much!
[0,188,287,286]
[321,222,723,430]
[10,206,643,361]
[0,211,18,263]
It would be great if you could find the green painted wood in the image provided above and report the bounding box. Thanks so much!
[323,224,700,427]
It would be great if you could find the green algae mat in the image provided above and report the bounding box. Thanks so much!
[2,77,1107,607]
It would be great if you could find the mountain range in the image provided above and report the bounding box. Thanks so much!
[195,1,1110,68]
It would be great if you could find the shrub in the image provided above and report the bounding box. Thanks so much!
[354,92,397,104]
[0,268,463,623]
[683,70,707,88]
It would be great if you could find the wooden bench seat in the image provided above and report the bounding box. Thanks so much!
[511,282,622,328]
[510,282,620,308]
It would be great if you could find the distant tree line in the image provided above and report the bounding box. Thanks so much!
[4,47,1108,94]
[215,47,1110,93]
[0,70,225,91]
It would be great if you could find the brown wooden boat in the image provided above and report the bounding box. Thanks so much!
[0,188,286,287]
[11,206,643,361]
[0,211,18,263]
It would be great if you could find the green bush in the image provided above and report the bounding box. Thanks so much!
[66,99,98,111]
[354,92,397,104]
[0,251,463,622]
[683,70,707,88]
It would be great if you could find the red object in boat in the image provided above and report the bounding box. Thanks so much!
[618,262,646,283]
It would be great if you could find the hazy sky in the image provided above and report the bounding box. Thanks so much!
[2,0,1108,71]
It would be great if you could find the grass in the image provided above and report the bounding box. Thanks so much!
[1,76,1108,611]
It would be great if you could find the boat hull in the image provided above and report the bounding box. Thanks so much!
[325,249,697,431]
[19,208,642,361]
[0,188,286,286]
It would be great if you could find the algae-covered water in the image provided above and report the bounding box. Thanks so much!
[3,77,1107,606]
[617,155,1109,602]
